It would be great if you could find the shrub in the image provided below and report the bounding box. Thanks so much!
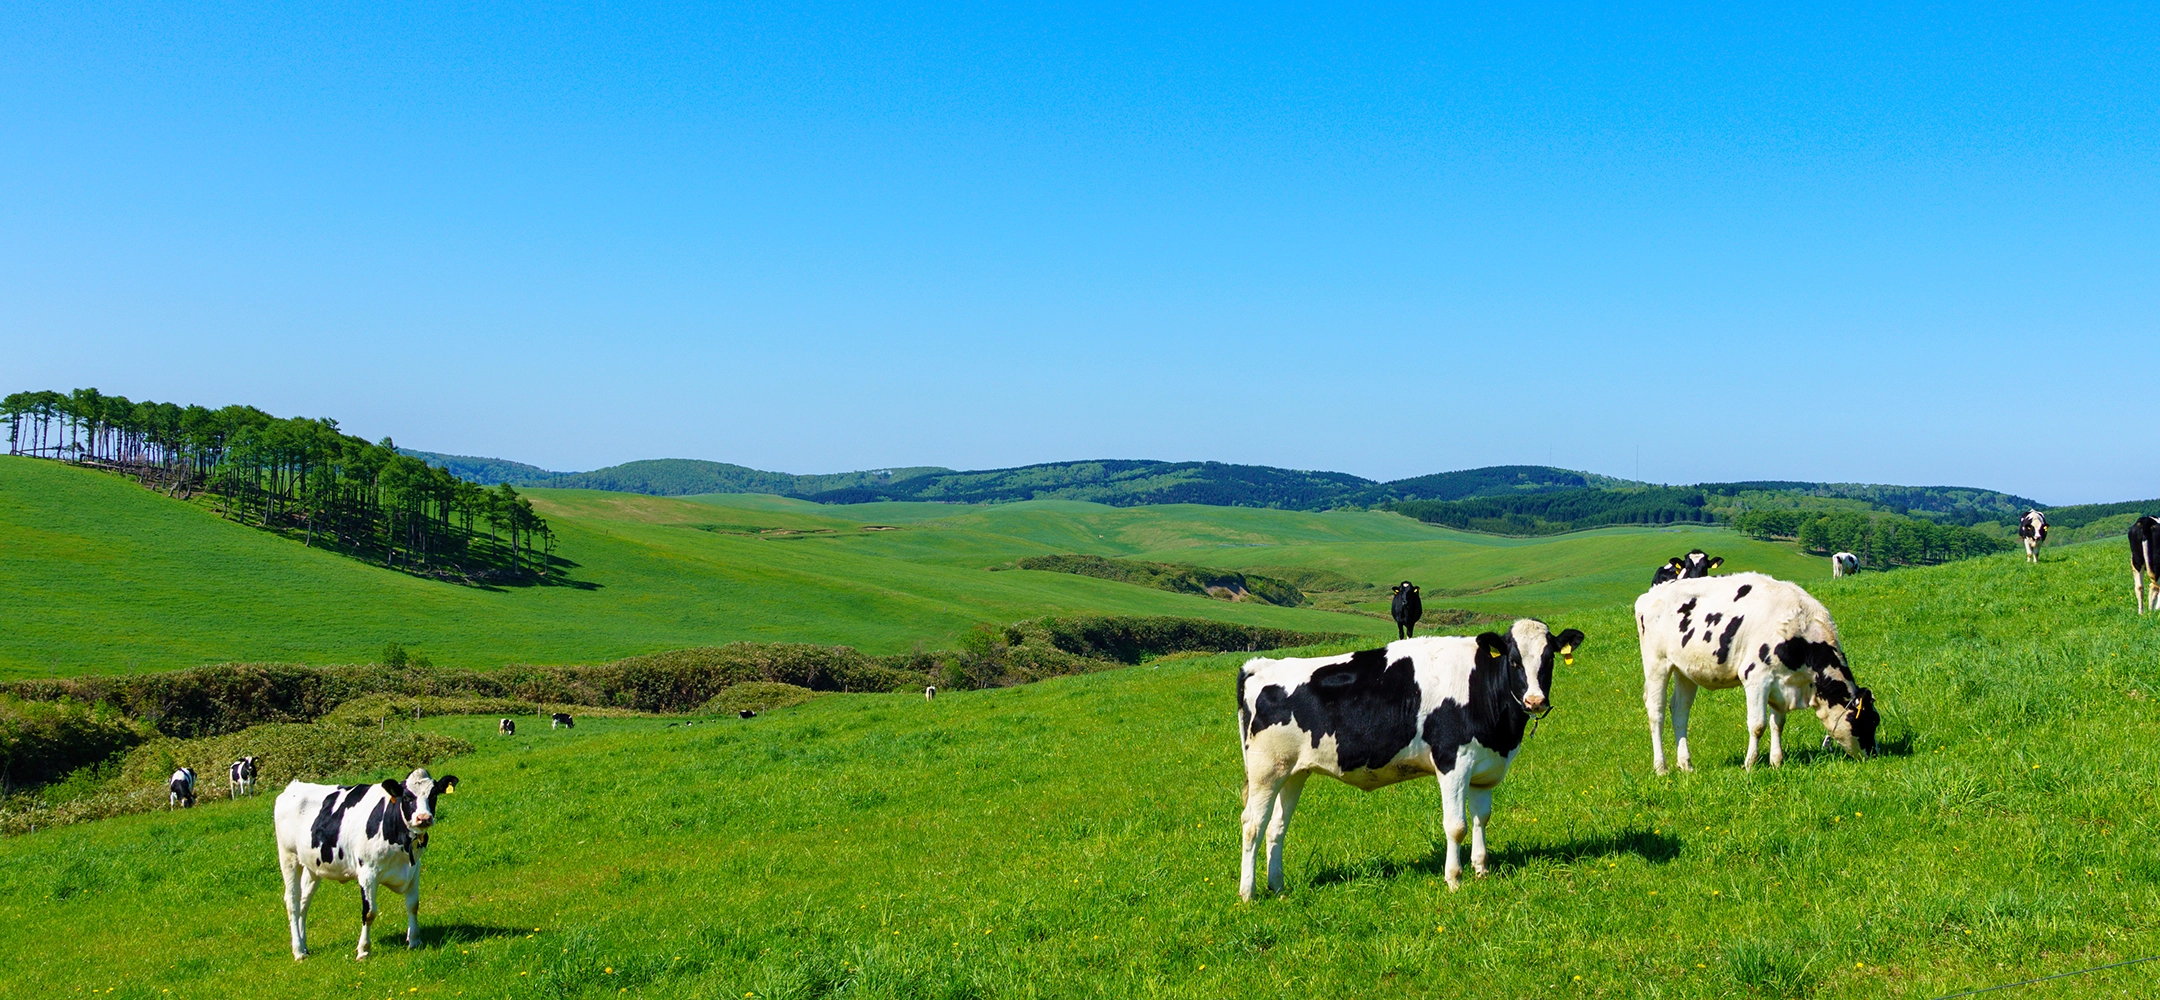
[0,696,146,794]
[699,683,820,715]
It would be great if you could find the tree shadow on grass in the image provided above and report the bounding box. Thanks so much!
[1305,827,1681,888]
[424,923,534,948]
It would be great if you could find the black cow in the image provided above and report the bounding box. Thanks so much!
[1390,581,1423,639]
[2132,516,2160,613]
[551,713,574,730]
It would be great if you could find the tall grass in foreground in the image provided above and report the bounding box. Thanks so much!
[2,541,2157,997]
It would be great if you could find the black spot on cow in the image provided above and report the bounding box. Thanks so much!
[1248,648,1421,772]
[1734,584,1752,600]
[1714,615,1745,665]
[1758,643,1770,664]
[310,785,372,865]
[1676,598,1698,634]
[1705,611,1723,626]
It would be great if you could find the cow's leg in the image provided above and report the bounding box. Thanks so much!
[1238,766,1286,901]
[355,870,380,960]
[2138,569,2151,614]
[1264,772,1308,896]
[280,850,314,960]
[403,877,423,949]
[1643,663,1670,775]
[1670,675,1700,773]
[1742,681,1770,770]
[1468,786,1495,877]
[1768,708,1787,767]
[1436,759,1472,890]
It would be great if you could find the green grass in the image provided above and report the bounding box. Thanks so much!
[1,457,1824,678]
[5,540,2158,997]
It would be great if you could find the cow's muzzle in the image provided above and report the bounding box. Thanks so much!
[1519,693,1550,716]
[411,813,434,829]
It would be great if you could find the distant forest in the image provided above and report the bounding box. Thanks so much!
[4,388,554,584]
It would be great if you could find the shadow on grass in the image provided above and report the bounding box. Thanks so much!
[1305,827,1681,888]
[425,923,534,947]
[1713,728,1917,769]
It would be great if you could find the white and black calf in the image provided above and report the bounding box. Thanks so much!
[1236,619,1584,896]
[230,756,260,798]
[1651,550,1723,586]
[551,713,574,729]
[1390,581,1423,639]
[169,767,197,808]
[1832,552,1859,578]
[1636,573,1879,773]
[2131,516,2160,613]
[274,769,459,960]
[2020,509,2049,563]
[498,719,515,735]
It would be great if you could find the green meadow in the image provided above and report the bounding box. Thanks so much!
[4,500,2158,996]
[0,456,1822,677]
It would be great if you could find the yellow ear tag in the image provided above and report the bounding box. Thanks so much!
[443,785,455,794]
[1561,649,1575,665]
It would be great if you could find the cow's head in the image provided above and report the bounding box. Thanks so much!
[1680,550,1723,578]
[1652,557,1686,585]
[381,768,459,829]
[1477,620,1585,716]
[1790,644,1880,757]
[1395,581,1417,596]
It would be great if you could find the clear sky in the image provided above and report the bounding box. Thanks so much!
[3,3,2154,503]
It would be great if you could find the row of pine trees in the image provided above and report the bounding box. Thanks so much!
[2,387,554,583]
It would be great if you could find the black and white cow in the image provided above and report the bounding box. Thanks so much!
[1832,552,1859,578]
[498,719,515,735]
[1390,581,1424,639]
[1651,550,1722,586]
[925,685,937,701]
[230,756,260,798]
[550,713,574,730]
[2130,516,2160,613]
[273,769,459,960]
[738,710,757,719]
[2019,509,2049,563]
[1651,557,1688,585]
[1636,573,1878,773]
[168,767,197,809]
[1236,619,1584,896]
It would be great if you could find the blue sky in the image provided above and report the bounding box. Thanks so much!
[3,3,2154,502]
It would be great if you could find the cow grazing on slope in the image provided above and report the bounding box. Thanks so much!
[230,756,260,798]
[550,713,574,730]
[1390,582,1423,639]
[498,719,515,735]
[2131,516,2160,613]
[274,769,459,960]
[1236,619,1584,896]
[1636,573,1878,773]
[169,767,196,809]
[2020,510,2049,563]
[1832,552,1859,578]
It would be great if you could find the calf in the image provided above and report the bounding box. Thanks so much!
[1636,573,1878,773]
[1236,619,1583,895]
[230,756,260,798]
[273,769,459,960]
[551,713,574,730]
[2019,509,2049,563]
[497,719,515,735]
[1390,581,1423,639]
[169,767,197,809]
[2131,516,2160,613]
[1832,552,1858,578]
[925,685,937,701]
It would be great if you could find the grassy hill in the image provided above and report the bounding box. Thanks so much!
[398,449,566,486]
[3,535,2156,997]
[1,456,1828,678]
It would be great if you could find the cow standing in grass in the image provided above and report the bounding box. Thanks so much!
[168,767,196,809]
[1236,619,1583,896]
[1832,552,1859,578]
[1636,573,1878,773]
[230,756,260,798]
[2131,516,2160,613]
[2020,510,2049,563]
[274,769,459,960]
[1390,582,1423,639]
[551,713,574,729]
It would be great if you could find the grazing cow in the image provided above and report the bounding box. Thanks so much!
[230,756,260,798]
[738,710,757,719]
[925,685,937,701]
[1390,582,1424,639]
[550,713,574,730]
[2019,509,2049,563]
[1636,573,1878,773]
[169,767,197,809]
[1236,619,1584,896]
[497,719,515,735]
[1832,552,1859,578]
[273,769,459,960]
[2131,516,2160,613]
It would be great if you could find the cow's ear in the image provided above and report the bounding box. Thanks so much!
[380,779,407,798]
[1708,557,1724,570]
[438,775,459,795]
[1553,629,1585,663]
[1475,632,1508,661]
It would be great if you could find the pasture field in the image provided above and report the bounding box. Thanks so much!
[0,457,1821,677]
[4,540,2157,998]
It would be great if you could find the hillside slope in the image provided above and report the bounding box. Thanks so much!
[4,539,2155,997]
